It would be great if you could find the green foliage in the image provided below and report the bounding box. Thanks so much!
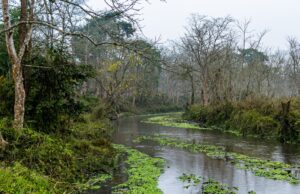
[0,163,59,194]
[0,76,14,117]
[183,103,235,126]
[202,179,238,194]
[183,104,209,124]
[91,100,120,120]
[131,93,183,114]
[136,135,300,184]
[178,173,202,189]
[25,49,95,132]
[229,110,279,138]
[184,98,300,142]
[178,174,254,194]
[113,144,165,194]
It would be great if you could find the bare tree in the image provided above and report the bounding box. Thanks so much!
[0,0,148,129]
[287,37,300,96]
[182,15,234,105]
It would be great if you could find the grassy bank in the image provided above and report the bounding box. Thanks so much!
[183,98,300,143]
[136,135,300,184]
[0,115,116,193]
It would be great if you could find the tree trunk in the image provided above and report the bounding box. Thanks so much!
[13,62,26,129]
[279,101,291,143]
[190,75,195,105]
[19,0,28,45]
[132,95,136,107]
[2,0,33,129]
[202,76,209,106]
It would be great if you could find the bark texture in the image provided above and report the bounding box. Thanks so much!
[2,0,33,129]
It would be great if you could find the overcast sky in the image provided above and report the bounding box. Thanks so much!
[88,0,300,49]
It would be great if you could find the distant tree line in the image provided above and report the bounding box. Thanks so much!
[160,15,300,106]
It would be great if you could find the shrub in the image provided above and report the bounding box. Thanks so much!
[183,104,210,124]
[183,99,287,140]
[206,102,235,126]
[25,49,95,133]
[184,102,235,127]
[228,110,279,138]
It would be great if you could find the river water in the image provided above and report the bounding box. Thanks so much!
[111,114,300,194]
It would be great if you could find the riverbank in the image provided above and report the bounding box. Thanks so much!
[182,98,300,143]
[0,115,165,193]
[0,115,116,193]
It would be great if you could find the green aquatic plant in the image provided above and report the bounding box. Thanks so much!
[178,173,256,194]
[142,115,204,129]
[202,178,238,194]
[75,174,112,190]
[113,144,165,194]
[136,135,300,184]
[178,173,202,189]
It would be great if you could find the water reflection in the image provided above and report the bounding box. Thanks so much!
[112,115,300,194]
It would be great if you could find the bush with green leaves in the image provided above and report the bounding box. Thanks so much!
[24,49,95,133]
[184,98,300,142]
[229,110,279,138]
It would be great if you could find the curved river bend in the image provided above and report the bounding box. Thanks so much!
[111,114,300,194]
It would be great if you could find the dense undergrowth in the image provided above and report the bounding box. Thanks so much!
[136,135,300,184]
[0,115,116,193]
[113,144,165,194]
[183,98,300,143]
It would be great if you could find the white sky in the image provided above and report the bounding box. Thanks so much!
[88,0,300,49]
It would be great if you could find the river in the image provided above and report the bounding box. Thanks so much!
[110,114,300,194]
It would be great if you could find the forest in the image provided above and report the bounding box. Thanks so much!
[1,0,300,194]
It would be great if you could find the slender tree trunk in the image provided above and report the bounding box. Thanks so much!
[2,0,34,129]
[190,75,195,105]
[132,95,136,107]
[202,76,209,106]
[13,63,26,129]
[279,101,291,143]
[19,0,28,44]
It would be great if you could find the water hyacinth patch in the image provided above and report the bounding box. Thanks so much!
[178,173,202,189]
[201,179,238,194]
[178,173,253,194]
[113,144,165,194]
[135,135,300,184]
